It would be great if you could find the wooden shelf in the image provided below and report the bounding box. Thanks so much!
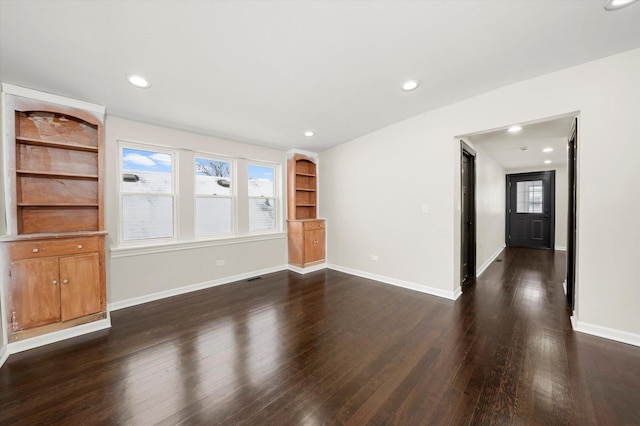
[18,203,99,208]
[296,203,316,207]
[16,136,98,153]
[17,170,99,180]
[295,172,316,177]
[295,188,316,192]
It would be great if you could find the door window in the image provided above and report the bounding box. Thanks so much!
[516,180,543,213]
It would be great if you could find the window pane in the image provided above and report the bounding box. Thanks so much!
[196,197,232,235]
[122,148,173,193]
[248,165,274,197]
[516,180,543,213]
[123,195,174,240]
[249,198,275,231]
[195,158,231,196]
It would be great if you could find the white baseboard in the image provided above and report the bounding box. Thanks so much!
[0,345,8,369]
[8,318,112,355]
[327,264,458,301]
[570,315,577,330]
[555,246,567,251]
[287,263,327,274]
[108,264,288,311]
[574,320,640,348]
[476,245,506,277]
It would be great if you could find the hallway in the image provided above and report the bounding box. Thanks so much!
[1,248,639,424]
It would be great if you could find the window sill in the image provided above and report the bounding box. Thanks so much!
[110,232,286,258]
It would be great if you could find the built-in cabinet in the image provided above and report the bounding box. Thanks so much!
[287,153,326,268]
[1,86,107,342]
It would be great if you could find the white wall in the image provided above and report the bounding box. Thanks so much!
[105,117,288,305]
[0,83,6,361]
[468,143,506,272]
[507,165,568,250]
[321,48,640,344]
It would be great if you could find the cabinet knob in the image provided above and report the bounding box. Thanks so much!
[77,245,83,249]
[52,280,57,285]
[62,279,69,285]
[32,248,39,253]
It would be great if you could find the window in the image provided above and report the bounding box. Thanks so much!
[248,163,276,231]
[195,156,233,236]
[517,180,543,213]
[121,146,175,241]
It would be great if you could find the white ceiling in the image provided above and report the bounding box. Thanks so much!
[466,116,574,170]
[1,1,639,153]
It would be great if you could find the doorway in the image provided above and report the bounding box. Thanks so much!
[506,171,555,249]
[461,142,476,285]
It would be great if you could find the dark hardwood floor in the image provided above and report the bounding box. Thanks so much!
[1,247,640,425]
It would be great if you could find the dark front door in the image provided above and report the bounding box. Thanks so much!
[506,171,555,249]
[461,145,476,285]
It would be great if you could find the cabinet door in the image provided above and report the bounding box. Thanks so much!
[59,253,101,321]
[304,229,325,263]
[10,257,61,330]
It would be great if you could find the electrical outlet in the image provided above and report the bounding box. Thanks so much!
[371,255,379,261]
[216,260,225,266]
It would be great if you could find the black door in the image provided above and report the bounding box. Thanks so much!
[506,171,555,249]
[461,145,476,285]
[567,119,577,309]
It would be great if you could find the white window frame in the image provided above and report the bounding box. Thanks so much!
[118,140,178,246]
[247,161,280,234]
[194,153,236,237]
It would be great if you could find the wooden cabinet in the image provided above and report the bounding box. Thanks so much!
[1,86,107,342]
[288,219,326,268]
[5,235,107,342]
[287,153,326,268]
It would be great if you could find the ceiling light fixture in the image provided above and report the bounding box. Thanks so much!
[544,160,552,164]
[508,125,522,133]
[304,131,314,137]
[401,80,420,91]
[604,0,639,10]
[542,147,554,153]
[126,74,151,89]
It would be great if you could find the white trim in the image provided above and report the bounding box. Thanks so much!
[288,263,327,274]
[0,346,8,369]
[453,286,463,299]
[476,245,506,277]
[327,264,458,301]
[7,318,111,355]
[563,279,567,295]
[286,148,319,161]
[570,315,577,330]
[574,320,640,348]
[108,264,288,311]
[555,246,567,251]
[110,232,286,258]
[1,83,105,115]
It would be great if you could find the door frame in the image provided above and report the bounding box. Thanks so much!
[566,118,578,311]
[460,141,476,285]
[505,170,556,249]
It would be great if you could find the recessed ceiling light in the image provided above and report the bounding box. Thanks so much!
[304,131,314,137]
[544,160,552,164]
[508,126,522,133]
[126,74,151,88]
[604,0,639,10]
[401,80,420,91]
[542,147,554,153]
